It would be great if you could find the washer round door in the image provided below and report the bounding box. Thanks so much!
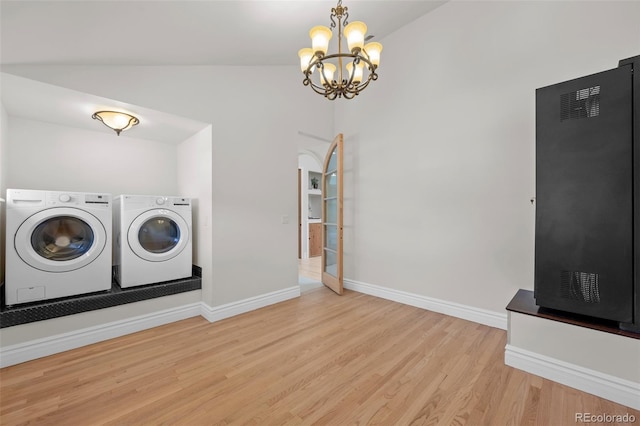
[127,209,190,262]
[15,207,108,272]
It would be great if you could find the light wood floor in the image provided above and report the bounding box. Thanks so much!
[298,256,321,281]
[1,288,637,425]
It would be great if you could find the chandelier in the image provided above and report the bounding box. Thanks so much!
[298,0,382,100]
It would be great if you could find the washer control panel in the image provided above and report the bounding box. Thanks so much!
[46,192,111,207]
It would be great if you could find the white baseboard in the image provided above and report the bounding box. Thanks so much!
[1,286,301,368]
[505,344,640,410]
[0,303,202,368]
[344,278,507,330]
[200,286,301,323]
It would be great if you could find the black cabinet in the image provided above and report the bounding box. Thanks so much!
[534,56,639,330]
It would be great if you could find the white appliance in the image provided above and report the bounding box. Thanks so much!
[5,189,112,305]
[114,195,192,288]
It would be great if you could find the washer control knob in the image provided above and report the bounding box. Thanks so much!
[59,194,71,203]
[156,197,166,205]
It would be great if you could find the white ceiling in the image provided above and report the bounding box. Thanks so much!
[0,0,446,144]
[1,73,210,144]
[0,1,446,66]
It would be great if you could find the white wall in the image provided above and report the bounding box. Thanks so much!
[6,117,179,195]
[0,65,333,311]
[0,102,8,281]
[335,0,640,315]
[177,125,213,302]
[298,153,321,175]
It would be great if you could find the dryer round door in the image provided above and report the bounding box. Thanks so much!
[15,207,108,273]
[127,209,190,262]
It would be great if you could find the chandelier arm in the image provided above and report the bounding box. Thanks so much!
[309,83,331,97]
[307,77,347,100]
[345,56,362,89]
[302,73,313,87]
[316,53,375,71]
[301,66,328,94]
[307,77,337,99]
[361,46,373,64]
[344,73,374,95]
[316,61,334,89]
[354,77,375,93]
[356,54,375,73]
[303,68,335,97]
[302,53,376,96]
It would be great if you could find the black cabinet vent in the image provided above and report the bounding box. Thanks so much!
[560,270,601,303]
[560,85,600,120]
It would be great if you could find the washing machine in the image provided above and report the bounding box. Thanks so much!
[114,195,192,288]
[5,189,112,305]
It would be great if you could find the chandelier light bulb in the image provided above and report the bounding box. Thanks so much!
[321,63,337,86]
[344,21,367,53]
[346,61,364,85]
[298,48,315,73]
[364,42,383,68]
[309,26,332,57]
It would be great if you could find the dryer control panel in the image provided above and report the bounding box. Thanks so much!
[154,197,191,207]
[171,197,190,207]
[121,195,191,209]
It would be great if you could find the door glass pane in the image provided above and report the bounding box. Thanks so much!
[327,147,337,173]
[325,172,337,198]
[324,249,337,277]
[31,216,94,261]
[139,217,180,253]
[325,198,337,224]
[325,224,338,251]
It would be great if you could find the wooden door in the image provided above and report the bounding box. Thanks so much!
[298,169,302,259]
[321,134,343,295]
[308,223,322,257]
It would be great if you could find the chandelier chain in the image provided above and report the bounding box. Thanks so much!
[331,0,348,28]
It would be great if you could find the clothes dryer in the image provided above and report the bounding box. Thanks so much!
[114,195,192,288]
[5,189,112,305]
